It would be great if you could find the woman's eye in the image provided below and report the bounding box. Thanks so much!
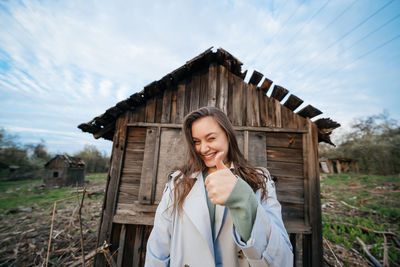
[208,137,216,141]
[193,140,200,145]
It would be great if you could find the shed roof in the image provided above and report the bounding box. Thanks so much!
[45,155,85,168]
[78,47,338,141]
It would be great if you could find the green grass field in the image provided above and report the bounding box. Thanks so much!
[0,173,106,212]
[321,173,400,266]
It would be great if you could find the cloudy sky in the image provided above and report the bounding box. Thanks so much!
[1,0,399,155]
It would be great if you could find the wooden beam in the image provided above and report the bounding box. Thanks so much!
[248,70,263,85]
[260,78,273,94]
[126,122,308,133]
[113,215,155,226]
[270,85,289,101]
[297,105,322,119]
[283,94,304,111]
[94,123,116,139]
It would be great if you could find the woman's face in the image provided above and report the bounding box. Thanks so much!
[191,116,229,172]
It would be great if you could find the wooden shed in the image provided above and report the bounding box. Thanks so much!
[78,47,339,267]
[44,155,85,187]
[320,157,359,174]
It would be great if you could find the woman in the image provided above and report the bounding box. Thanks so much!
[145,107,293,267]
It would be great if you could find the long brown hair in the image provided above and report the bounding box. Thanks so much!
[172,106,267,212]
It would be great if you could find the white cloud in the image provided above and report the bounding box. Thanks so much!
[99,80,113,98]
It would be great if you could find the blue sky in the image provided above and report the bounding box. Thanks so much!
[0,0,399,155]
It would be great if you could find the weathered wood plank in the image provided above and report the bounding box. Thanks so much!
[207,63,218,107]
[227,71,234,123]
[145,98,156,123]
[175,82,185,124]
[113,215,155,226]
[266,132,303,149]
[235,130,244,156]
[270,85,289,102]
[260,77,273,94]
[117,224,126,267]
[281,203,305,220]
[170,89,177,123]
[266,96,276,127]
[199,69,208,108]
[161,89,172,123]
[267,161,303,178]
[283,94,303,111]
[109,223,121,262]
[285,221,311,234]
[190,73,200,112]
[258,87,267,127]
[267,147,303,163]
[184,77,192,116]
[132,225,145,267]
[248,131,267,168]
[136,105,146,123]
[232,74,244,126]
[244,131,249,160]
[297,105,322,119]
[248,70,263,85]
[154,95,163,123]
[274,98,282,128]
[216,65,228,114]
[295,233,304,267]
[138,127,160,204]
[246,84,260,126]
[121,225,136,267]
[303,119,323,266]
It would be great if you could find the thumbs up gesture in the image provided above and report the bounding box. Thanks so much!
[204,152,238,205]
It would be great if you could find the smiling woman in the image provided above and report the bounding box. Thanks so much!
[145,107,293,267]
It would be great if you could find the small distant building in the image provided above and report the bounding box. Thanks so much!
[319,157,359,174]
[44,155,85,187]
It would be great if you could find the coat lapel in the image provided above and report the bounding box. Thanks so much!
[182,172,214,257]
[214,204,226,241]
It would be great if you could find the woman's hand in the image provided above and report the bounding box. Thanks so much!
[204,152,237,205]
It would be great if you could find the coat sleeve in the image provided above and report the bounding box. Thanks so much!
[231,171,293,267]
[145,183,173,267]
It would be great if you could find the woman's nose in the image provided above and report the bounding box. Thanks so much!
[200,142,209,154]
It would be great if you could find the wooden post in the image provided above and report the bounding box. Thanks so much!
[117,224,126,267]
[295,233,303,267]
[303,119,323,266]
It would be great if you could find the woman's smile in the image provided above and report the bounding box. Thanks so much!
[202,152,217,161]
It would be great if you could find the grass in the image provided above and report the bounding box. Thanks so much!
[0,173,107,212]
[321,173,400,265]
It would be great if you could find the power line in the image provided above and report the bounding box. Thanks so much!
[285,0,331,47]
[296,12,400,81]
[249,1,305,65]
[346,33,400,68]
[266,0,331,65]
[290,0,395,75]
[276,0,360,71]
[346,13,400,50]
[298,33,400,93]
